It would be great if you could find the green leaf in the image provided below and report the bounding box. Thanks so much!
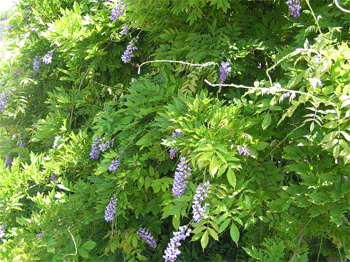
[341,131,350,142]
[47,246,55,253]
[208,228,219,241]
[227,168,236,188]
[191,231,204,242]
[333,144,340,159]
[78,248,89,258]
[261,113,272,130]
[216,163,227,177]
[209,155,220,177]
[172,213,180,229]
[201,230,209,250]
[256,141,268,151]
[197,151,213,169]
[287,74,303,89]
[191,225,207,234]
[341,98,350,108]
[81,240,96,251]
[219,218,231,233]
[230,223,240,246]
[168,204,184,215]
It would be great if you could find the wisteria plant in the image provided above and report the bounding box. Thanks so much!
[0,0,349,261]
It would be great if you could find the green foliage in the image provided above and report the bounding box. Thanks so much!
[0,0,349,261]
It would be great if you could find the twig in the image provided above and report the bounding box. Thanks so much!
[204,79,318,99]
[137,60,217,74]
[334,0,350,13]
[62,227,77,260]
[290,230,304,262]
[305,0,322,34]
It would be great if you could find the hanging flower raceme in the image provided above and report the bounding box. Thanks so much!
[0,92,9,112]
[137,228,157,248]
[7,25,13,31]
[169,148,178,159]
[42,50,53,64]
[0,225,6,240]
[171,131,184,138]
[108,157,120,172]
[172,157,191,197]
[218,61,231,84]
[90,138,102,159]
[110,1,127,22]
[33,55,40,70]
[286,0,302,17]
[169,130,184,159]
[98,140,111,153]
[119,24,128,35]
[192,181,210,223]
[5,154,13,168]
[37,231,45,238]
[12,70,19,77]
[52,134,61,149]
[90,138,113,160]
[237,146,252,157]
[121,37,138,63]
[19,140,26,148]
[104,195,118,222]
[163,225,192,262]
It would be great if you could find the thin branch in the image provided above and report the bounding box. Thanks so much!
[305,0,322,34]
[204,79,318,99]
[266,48,322,85]
[137,60,217,74]
[334,0,350,13]
[63,227,77,260]
[290,230,305,262]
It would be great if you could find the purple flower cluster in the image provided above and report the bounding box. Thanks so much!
[19,140,26,148]
[163,225,192,262]
[218,61,231,84]
[172,157,191,197]
[8,25,13,31]
[90,138,102,159]
[169,148,178,159]
[121,37,138,63]
[52,134,61,149]
[286,0,302,17]
[120,24,128,35]
[108,157,120,172]
[238,146,252,156]
[104,195,118,222]
[33,55,40,70]
[42,50,53,64]
[50,175,57,181]
[5,155,13,168]
[89,138,112,160]
[169,131,184,159]
[171,131,184,138]
[37,231,45,238]
[13,70,19,77]
[99,140,110,153]
[0,92,9,112]
[110,1,127,22]
[192,181,210,223]
[0,225,5,239]
[137,228,157,248]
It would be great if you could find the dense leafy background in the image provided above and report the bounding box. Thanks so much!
[0,0,349,261]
